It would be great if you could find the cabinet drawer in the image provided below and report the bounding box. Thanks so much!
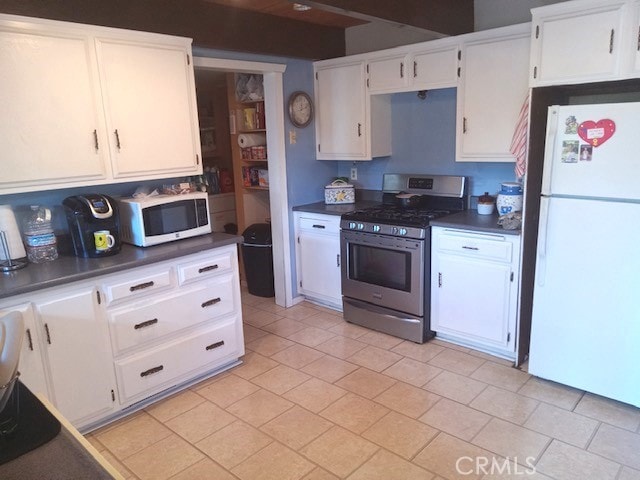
[298,215,340,234]
[109,275,236,354]
[103,268,173,305]
[437,232,512,262]
[178,250,234,285]
[114,318,239,403]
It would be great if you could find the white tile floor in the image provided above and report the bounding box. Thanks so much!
[86,290,640,480]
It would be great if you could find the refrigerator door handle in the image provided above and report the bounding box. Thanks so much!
[541,107,559,196]
[536,197,550,286]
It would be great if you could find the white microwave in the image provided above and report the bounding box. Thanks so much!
[118,191,211,247]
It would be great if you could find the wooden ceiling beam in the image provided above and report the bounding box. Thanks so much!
[0,0,346,59]
[299,0,474,35]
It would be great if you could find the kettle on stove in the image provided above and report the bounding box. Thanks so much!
[62,194,121,258]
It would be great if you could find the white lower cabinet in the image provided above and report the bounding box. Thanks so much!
[0,243,243,430]
[294,212,342,310]
[114,318,239,402]
[0,302,49,399]
[430,227,521,357]
[35,286,118,426]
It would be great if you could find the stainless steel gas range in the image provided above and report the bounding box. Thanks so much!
[340,174,467,343]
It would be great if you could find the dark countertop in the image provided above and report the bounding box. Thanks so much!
[430,210,521,236]
[292,200,379,216]
[0,233,242,300]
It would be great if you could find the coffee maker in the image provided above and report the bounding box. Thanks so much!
[63,194,121,258]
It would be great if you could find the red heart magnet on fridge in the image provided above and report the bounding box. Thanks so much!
[577,119,616,147]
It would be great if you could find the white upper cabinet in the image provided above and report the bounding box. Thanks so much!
[0,14,201,195]
[0,24,108,192]
[367,39,459,94]
[314,58,391,160]
[367,54,411,93]
[529,0,635,86]
[412,43,460,90]
[456,24,531,162]
[96,39,200,178]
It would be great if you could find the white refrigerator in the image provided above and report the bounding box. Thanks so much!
[529,102,640,408]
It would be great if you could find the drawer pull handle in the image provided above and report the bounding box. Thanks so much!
[198,264,219,273]
[26,328,34,351]
[206,340,225,351]
[130,281,155,292]
[202,297,221,308]
[134,318,158,330]
[462,246,479,251]
[312,224,326,229]
[140,365,164,377]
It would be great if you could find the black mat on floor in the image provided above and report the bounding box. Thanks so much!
[0,381,61,465]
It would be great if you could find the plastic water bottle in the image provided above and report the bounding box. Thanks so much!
[22,206,58,263]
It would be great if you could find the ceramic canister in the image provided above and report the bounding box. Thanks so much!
[496,182,523,215]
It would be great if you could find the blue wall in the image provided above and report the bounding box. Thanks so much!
[337,88,518,198]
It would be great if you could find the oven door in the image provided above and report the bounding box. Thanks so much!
[341,230,425,316]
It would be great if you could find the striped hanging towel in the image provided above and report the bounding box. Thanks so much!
[510,92,530,179]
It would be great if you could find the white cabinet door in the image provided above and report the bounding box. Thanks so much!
[96,39,200,178]
[412,44,459,90]
[432,254,512,348]
[315,61,367,160]
[530,1,627,86]
[367,54,409,93]
[0,27,107,192]
[295,213,342,309]
[456,26,530,162]
[430,227,520,356]
[36,286,116,425]
[0,302,49,398]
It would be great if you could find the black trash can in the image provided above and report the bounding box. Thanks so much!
[241,223,275,297]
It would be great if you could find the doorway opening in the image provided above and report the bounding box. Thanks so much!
[193,56,293,308]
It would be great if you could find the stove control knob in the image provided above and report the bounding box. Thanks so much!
[399,228,408,236]
[357,223,364,230]
[372,225,381,233]
[392,227,399,235]
[349,222,357,229]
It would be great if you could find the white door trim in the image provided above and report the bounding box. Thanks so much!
[193,56,293,307]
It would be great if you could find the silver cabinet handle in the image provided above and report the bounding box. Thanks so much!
[400,62,404,78]
[336,254,340,267]
[357,123,362,137]
[438,272,442,288]
[312,224,325,229]
[462,246,479,251]
[44,323,51,344]
[413,61,417,78]
[93,129,99,151]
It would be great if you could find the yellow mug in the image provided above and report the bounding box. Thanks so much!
[94,230,115,251]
